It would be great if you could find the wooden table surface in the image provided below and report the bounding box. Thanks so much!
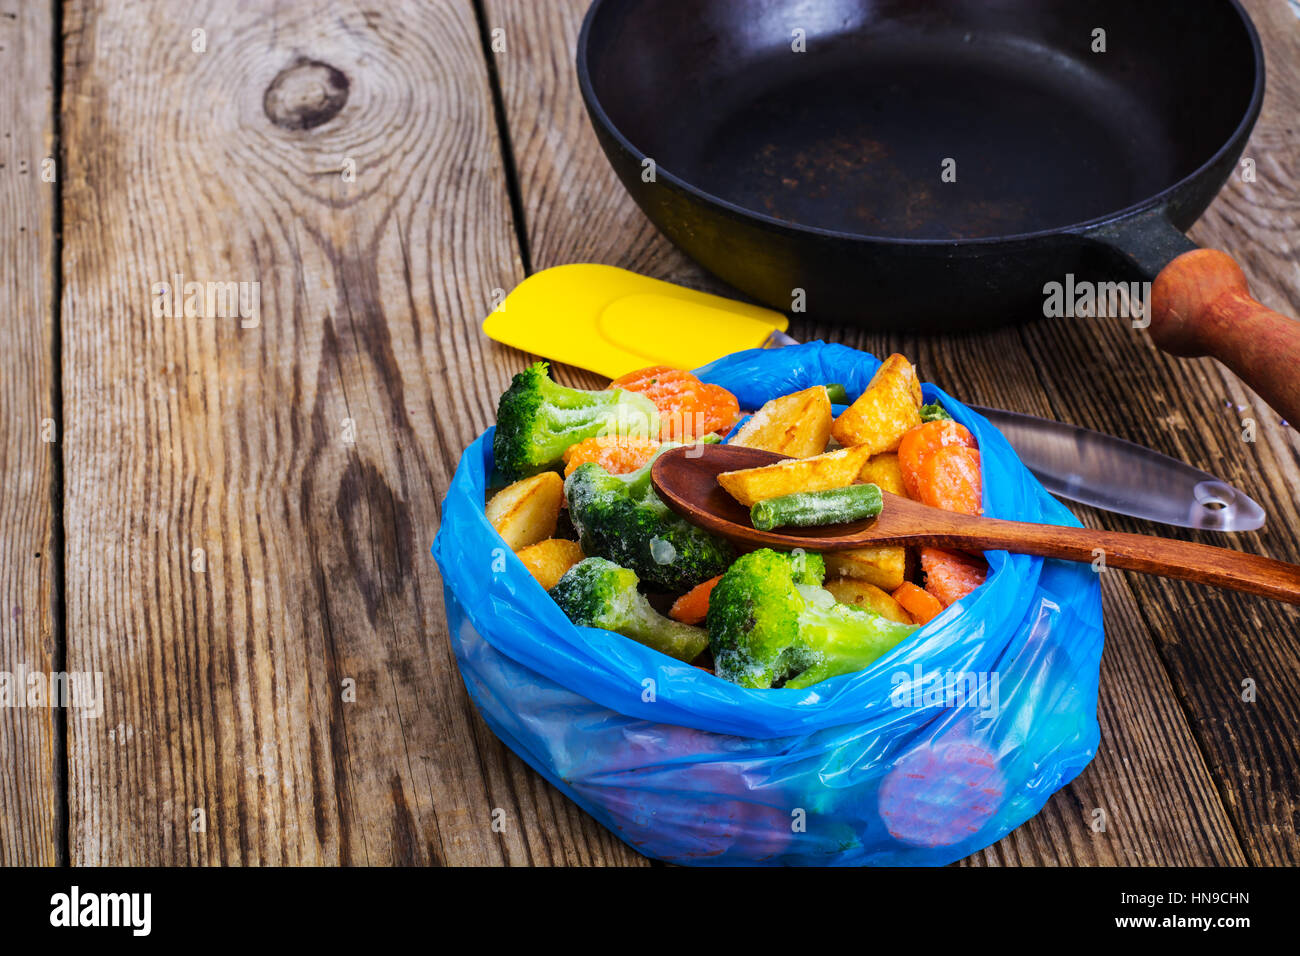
[2,0,1297,866]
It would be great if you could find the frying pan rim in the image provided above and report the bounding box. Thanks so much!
[576,0,1266,247]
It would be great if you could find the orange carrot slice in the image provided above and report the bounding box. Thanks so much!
[892,582,945,625]
[562,435,662,477]
[689,383,742,439]
[610,366,690,392]
[669,574,724,625]
[898,420,977,499]
[920,548,988,607]
[915,446,983,515]
[611,366,740,440]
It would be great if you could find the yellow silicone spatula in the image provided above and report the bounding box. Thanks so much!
[481,264,789,379]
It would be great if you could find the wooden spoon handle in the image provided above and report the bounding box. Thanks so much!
[1150,249,1300,427]
[926,516,1300,605]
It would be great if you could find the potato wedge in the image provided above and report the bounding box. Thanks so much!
[717,444,873,508]
[831,354,923,454]
[516,538,585,591]
[730,386,832,459]
[822,545,907,591]
[485,472,564,551]
[858,453,908,498]
[825,578,913,624]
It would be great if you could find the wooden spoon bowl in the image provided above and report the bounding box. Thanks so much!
[651,444,1300,605]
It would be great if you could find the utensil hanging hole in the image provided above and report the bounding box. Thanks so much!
[1194,481,1235,513]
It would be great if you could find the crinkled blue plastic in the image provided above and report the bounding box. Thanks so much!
[433,342,1104,865]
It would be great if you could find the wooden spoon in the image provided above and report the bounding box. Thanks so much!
[651,445,1300,605]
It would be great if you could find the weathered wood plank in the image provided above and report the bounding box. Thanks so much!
[485,0,1247,865]
[1012,0,1300,864]
[0,0,61,866]
[57,0,592,864]
[482,0,713,296]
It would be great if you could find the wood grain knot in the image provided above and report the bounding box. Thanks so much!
[263,57,350,130]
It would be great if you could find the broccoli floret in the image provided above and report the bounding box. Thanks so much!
[707,549,917,689]
[565,455,735,592]
[493,362,659,480]
[919,401,953,422]
[549,557,708,662]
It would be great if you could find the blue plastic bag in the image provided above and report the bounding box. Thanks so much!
[433,343,1104,865]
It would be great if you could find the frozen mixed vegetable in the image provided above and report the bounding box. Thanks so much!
[493,362,658,480]
[750,483,883,532]
[707,549,917,689]
[549,558,708,662]
[482,352,991,688]
[565,453,735,592]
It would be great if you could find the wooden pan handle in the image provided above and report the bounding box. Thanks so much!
[1150,249,1300,427]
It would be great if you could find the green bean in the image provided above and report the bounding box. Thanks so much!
[824,383,850,405]
[750,484,884,531]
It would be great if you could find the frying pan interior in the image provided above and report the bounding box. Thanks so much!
[585,0,1260,241]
